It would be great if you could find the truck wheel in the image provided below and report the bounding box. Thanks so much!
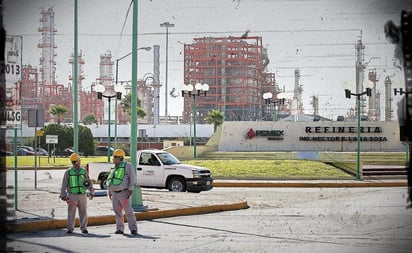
[168,177,186,192]
[100,178,108,190]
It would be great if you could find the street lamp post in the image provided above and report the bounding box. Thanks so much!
[95,83,123,162]
[345,87,372,180]
[114,47,151,148]
[263,92,285,121]
[160,22,175,124]
[181,82,209,158]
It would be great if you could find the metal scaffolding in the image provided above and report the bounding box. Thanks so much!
[182,36,277,122]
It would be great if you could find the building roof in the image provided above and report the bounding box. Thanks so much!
[6,123,215,138]
[280,114,332,122]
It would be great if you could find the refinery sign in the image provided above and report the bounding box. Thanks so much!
[300,125,387,142]
[219,121,403,152]
[299,136,388,142]
[304,126,382,134]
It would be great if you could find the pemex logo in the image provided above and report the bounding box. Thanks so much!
[246,128,256,139]
[246,128,285,140]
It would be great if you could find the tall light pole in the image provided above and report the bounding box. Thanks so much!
[95,83,123,162]
[114,47,151,148]
[182,82,209,158]
[160,22,174,124]
[130,0,146,211]
[345,87,372,180]
[73,0,79,153]
[263,92,285,121]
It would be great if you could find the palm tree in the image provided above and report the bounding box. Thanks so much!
[49,104,68,124]
[120,93,146,121]
[82,114,98,125]
[205,109,224,132]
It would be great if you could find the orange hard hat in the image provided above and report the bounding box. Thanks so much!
[113,149,125,157]
[70,153,80,162]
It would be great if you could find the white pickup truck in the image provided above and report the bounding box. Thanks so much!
[86,149,213,193]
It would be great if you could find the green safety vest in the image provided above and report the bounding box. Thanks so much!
[106,162,126,187]
[68,167,87,194]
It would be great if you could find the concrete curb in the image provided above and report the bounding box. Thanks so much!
[8,201,249,233]
[213,181,408,188]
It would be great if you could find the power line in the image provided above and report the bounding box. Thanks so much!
[34,28,360,37]
[138,28,362,36]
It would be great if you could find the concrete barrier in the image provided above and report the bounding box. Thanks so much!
[8,201,249,233]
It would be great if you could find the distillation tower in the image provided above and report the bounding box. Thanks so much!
[182,36,278,122]
[69,51,85,120]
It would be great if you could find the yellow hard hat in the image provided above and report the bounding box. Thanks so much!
[70,153,80,162]
[113,149,125,157]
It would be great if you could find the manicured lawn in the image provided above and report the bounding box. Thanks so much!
[185,159,353,179]
[5,156,354,179]
[5,156,110,167]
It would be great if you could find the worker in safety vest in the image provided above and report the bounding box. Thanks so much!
[60,153,94,234]
[106,149,138,235]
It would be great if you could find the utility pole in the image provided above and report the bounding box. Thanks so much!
[160,22,174,124]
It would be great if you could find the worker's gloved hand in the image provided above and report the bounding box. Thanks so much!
[60,195,68,201]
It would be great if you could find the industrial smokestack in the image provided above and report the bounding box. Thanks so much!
[153,45,161,125]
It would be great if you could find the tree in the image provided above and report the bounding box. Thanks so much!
[78,125,95,156]
[49,104,68,124]
[205,109,224,132]
[120,93,146,120]
[39,124,95,156]
[83,114,98,125]
[39,123,72,153]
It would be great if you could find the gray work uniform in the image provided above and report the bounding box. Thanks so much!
[60,167,94,231]
[107,161,138,233]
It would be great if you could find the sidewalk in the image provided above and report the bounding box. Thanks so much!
[6,169,408,233]
[8,185,249,232]
[6,171,252,232]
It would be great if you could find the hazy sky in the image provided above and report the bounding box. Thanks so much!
[3,0,412,119]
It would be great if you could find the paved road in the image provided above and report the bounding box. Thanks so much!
[7,187,412,253]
